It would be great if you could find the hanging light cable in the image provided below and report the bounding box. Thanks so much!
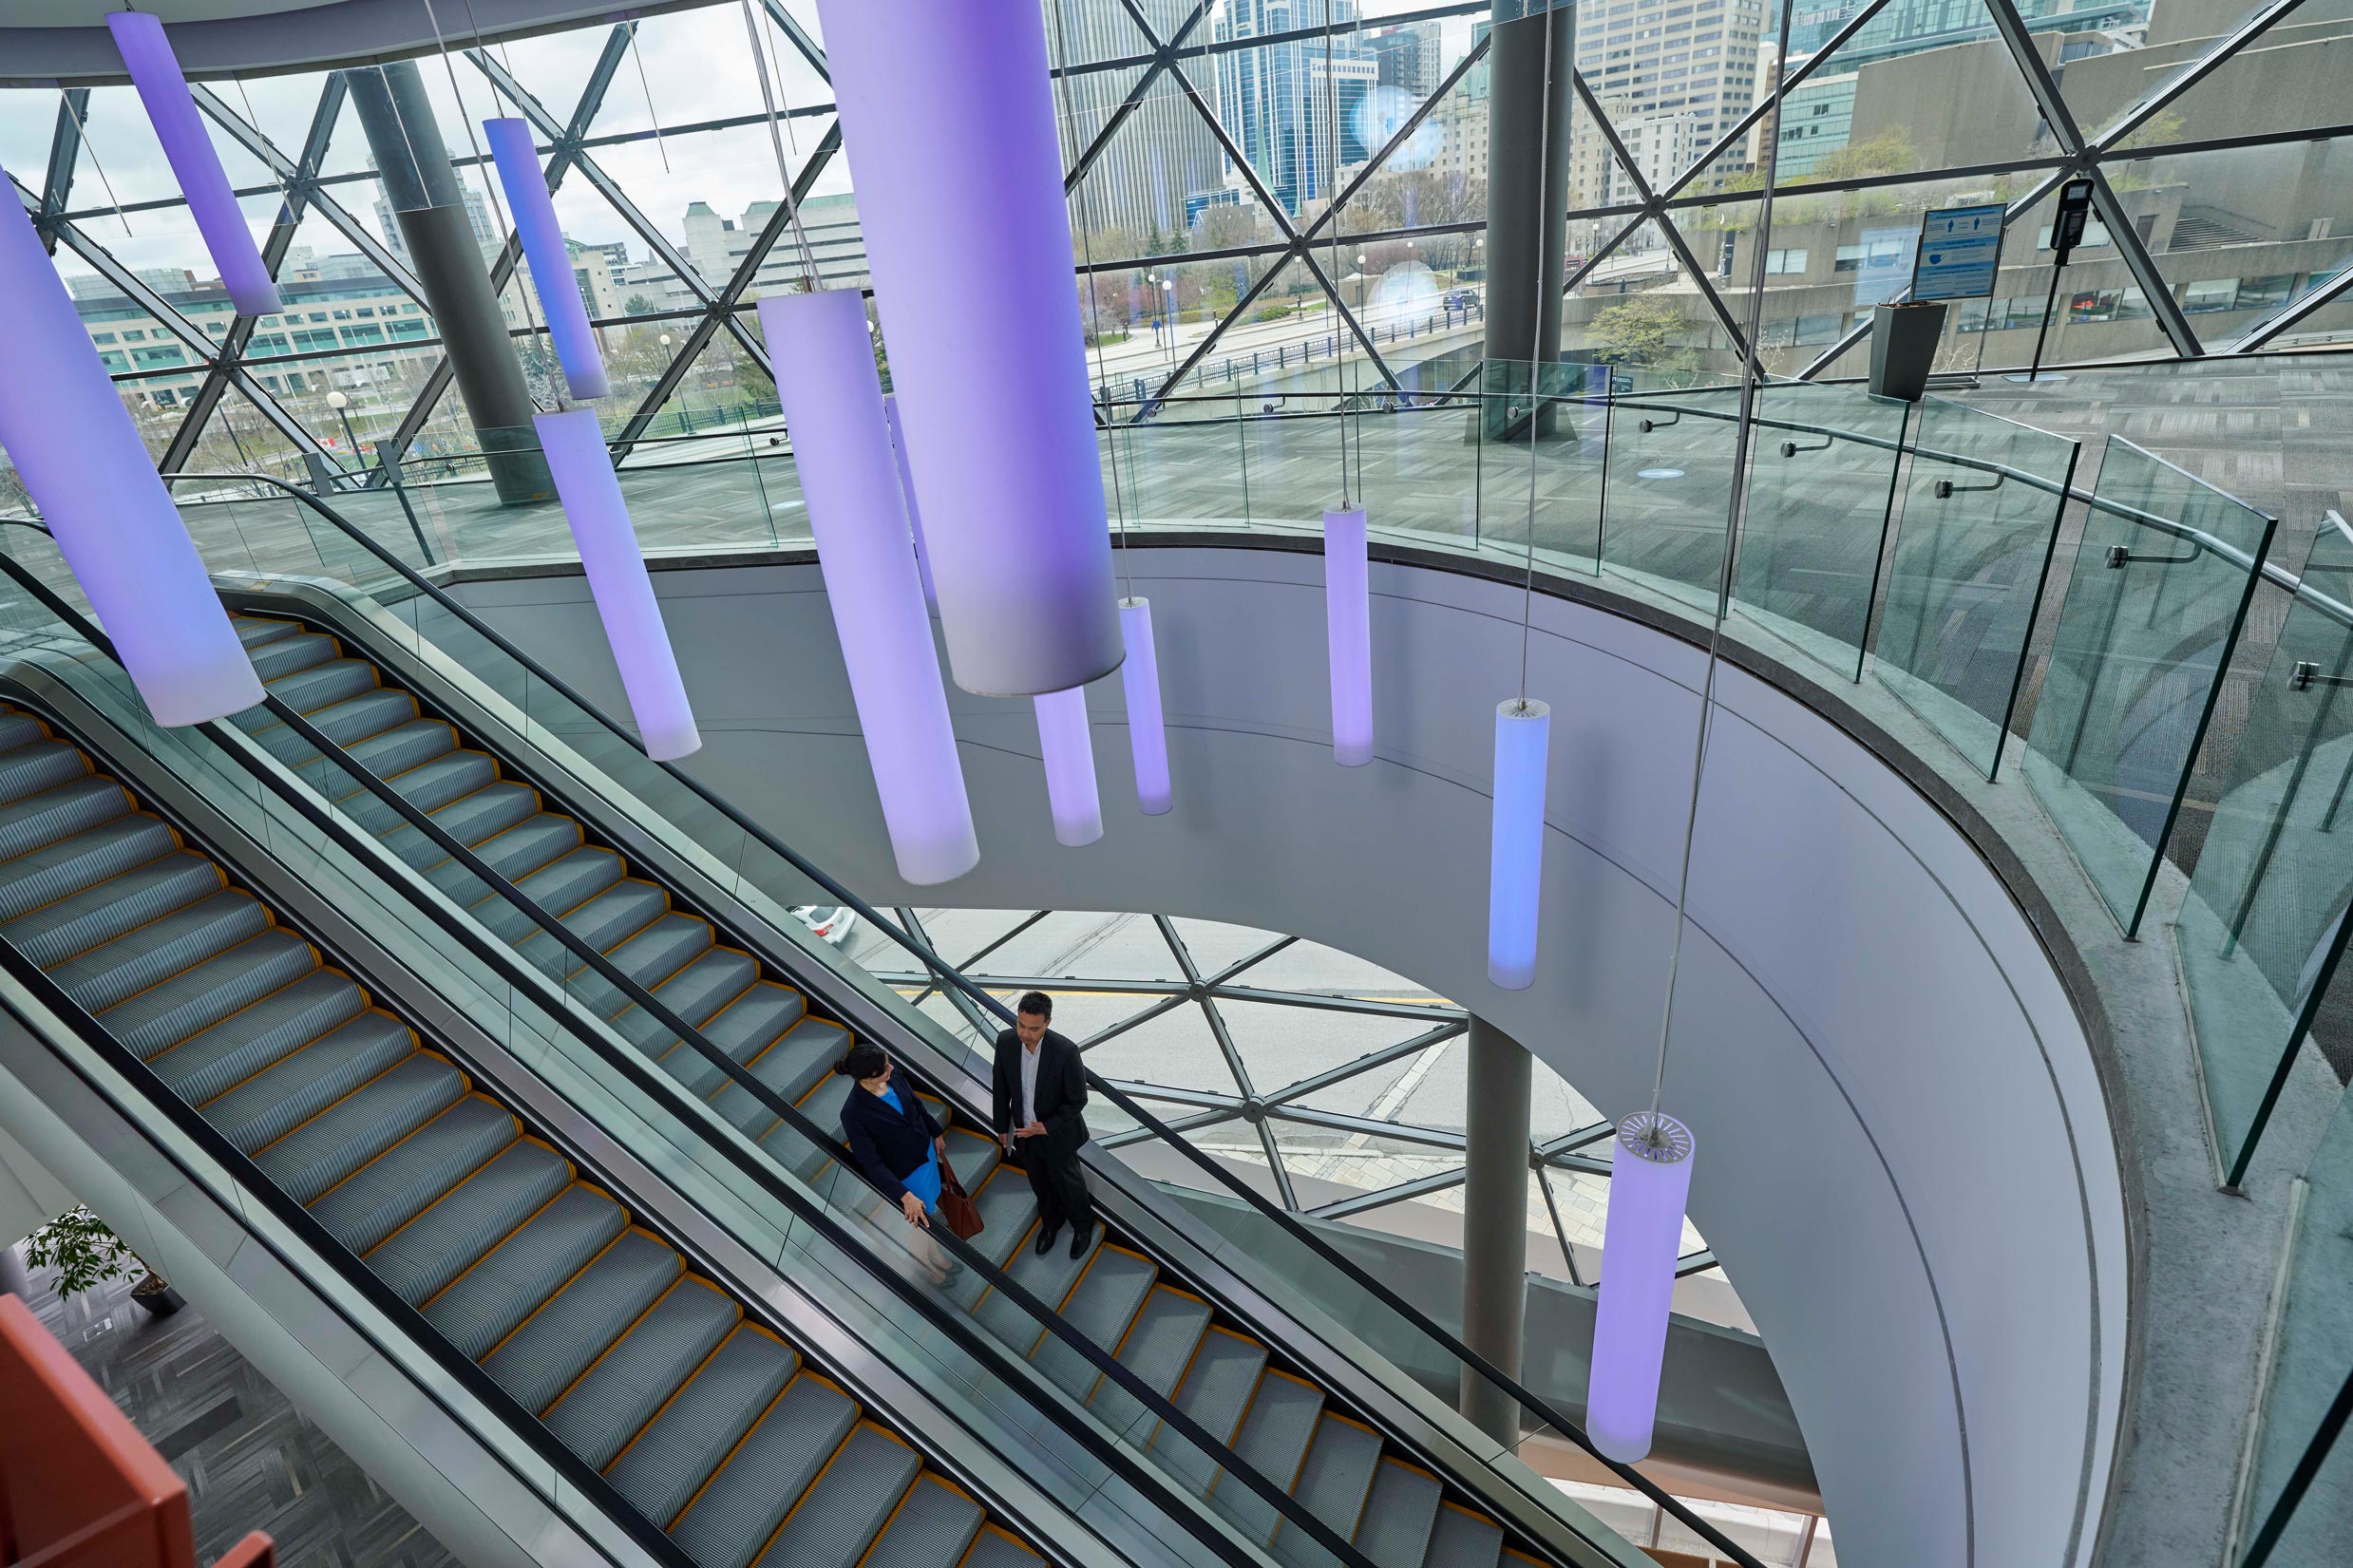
[1591,0,1798,1467]
[1051,0,1169,818]
[1319,4,1372,767]
[751,0,978,881]
[1488,0,1559,993]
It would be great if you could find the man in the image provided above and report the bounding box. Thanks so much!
[992,990,1092,1258]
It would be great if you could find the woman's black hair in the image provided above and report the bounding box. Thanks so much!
[836,1041,889,1081]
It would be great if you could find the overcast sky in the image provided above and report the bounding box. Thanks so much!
[1,0,1478,287]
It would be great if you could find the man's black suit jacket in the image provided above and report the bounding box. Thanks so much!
[992,1027,1090,1154]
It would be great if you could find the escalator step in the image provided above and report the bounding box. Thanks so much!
[370,775,533,862]
[1420,1503,1503,1568]
[702,983,808,1066]
[239,620,322,658]
[0,709,49,754]
[97,929,319,1060]
[233,616,302,650]
[470,816,583,885]
[958,1527,1047,1568]
[1027,1244,1155,1394]
[976,1187,1098,1334]
[296,689,420,747]
[392,751,504,815]
[860,1475,984,1568]
[267,656,378,713]
[537,880,668,963]
[1089,1286,1215,1440]
[617,948,758,1058]
[750,1423,920,1568]
[368,1138,573,1305]
[672,1372,858,1568]
[346,717,458,781]
[1148,1326,1269,1488]
[309,1093,518,1254]
[0,777,133,862]
[3,851,222,967]
[255,1052,465,1203]
[247,633,340,683]
[971,1168,1040,1270]
[146,969,367,1105]
[769,1074,853,1177]
[1212,1370,1326,1545]
[625,950,752,1048]
[426,780,539,846]
[1278,1416,1385,1558]
[709,1015,843,1127]
[0,741,91,808]
[606,1326,798,1528]
[424,1184,626,1359]
[570,911,710,1016]
[1353,1460,1444,1568]
[0,815,180,922]
[942,1133,1000,1200]
[483,1229,681,1412]
[485,844,622,944]
[200,1010,417,1152]
[544,1275,738,1468]
[47,890,271,1012]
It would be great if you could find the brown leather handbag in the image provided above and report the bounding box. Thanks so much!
[938,1161,984,1241]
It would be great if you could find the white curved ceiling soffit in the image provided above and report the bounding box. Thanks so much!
[0,0,708,84]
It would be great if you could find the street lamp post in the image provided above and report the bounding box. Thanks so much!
[1162,277,1176,370]
[324,389,362,482]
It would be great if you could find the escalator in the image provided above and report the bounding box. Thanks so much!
[0,693,1058,1568]
[214,595,1585,1568]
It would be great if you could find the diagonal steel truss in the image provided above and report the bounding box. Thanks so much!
[876,904,1710,1286]
[16,0,2351,480]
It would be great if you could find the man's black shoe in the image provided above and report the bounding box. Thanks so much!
[1033,1224,1062,1256]
[1068,1221,1094,1259]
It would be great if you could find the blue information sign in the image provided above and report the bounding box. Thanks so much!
[1911,203,2006,301]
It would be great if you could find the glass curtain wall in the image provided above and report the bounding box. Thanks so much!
[2,0,2348,508]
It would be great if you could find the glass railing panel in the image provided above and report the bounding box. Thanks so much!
[2022,437,2278,935]
[2175,516,2353,1181]
[1870,398,2078,779]
[1117,404,1249,533]
[1088,1083,1689,1563]
[1729,383,1911,680]
[1467,360,1610,576]
[1599,385,1744,612]
[2238,1087,2353,1567]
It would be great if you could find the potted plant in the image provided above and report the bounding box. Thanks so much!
[22,1206,181,1316]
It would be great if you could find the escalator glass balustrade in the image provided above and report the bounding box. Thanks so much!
[0,697,1047,1568]
[216,603,1589,1568]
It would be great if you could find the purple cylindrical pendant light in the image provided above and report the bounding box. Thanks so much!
[882,394,938,614]
[762,292,977,885]
[1034,687,1104,847]
[484,117,609,401]
[1120,598,1172,816]
[105,11,279,318]
[813,0,1122,697]
[0,157,261,727]
[1488,698,1550,989]
[1324,507,1374,765]
[531,409,700,760]
[1590,1111,1697,1464]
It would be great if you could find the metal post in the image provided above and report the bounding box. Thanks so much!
[1459,1014,1533,1445]
[349,62,552,504]
[1479,0,1574,443]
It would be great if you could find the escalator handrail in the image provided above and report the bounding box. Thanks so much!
[0,544,1399,1568]
[0,836,688,1568]
[154,477,1765,1567]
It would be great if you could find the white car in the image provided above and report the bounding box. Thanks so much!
[792,905,858,946]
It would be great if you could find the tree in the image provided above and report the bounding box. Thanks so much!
[1590,293,1697,374]
[624,293,657,315]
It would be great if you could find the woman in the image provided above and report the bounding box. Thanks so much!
[836,1042,959,1283]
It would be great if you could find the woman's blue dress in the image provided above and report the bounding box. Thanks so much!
[883,1085,942,1214]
